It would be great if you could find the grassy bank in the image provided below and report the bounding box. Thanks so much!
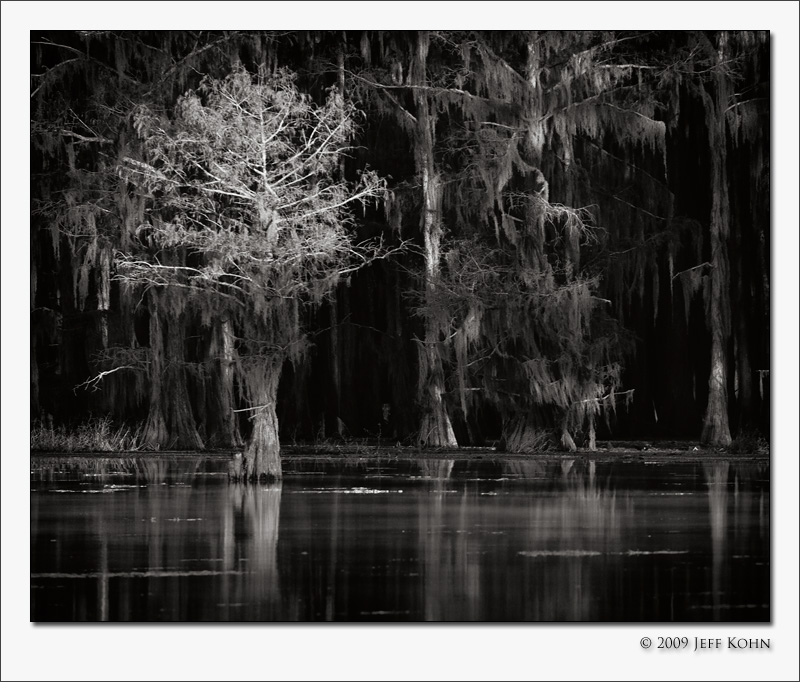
[30,419,768,458]
[30,418,143,453]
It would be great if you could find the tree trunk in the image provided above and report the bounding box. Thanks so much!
[418,214,458,447]
[587,416,597,452]
[700,57,733,447]
[701,329,732,446]
[206,319,242,448]
[31,334,40,416]
[97,245,111,349]
[730,134,755,436]
[142,294,204,450]
[327,298,343,437]
[419,376,458,448]
[416,89,458,449]
[164,312,204,449]
[560,420,578,452]
[340,289,353,434]
[240,361,282,482]
[735,312,754,432]
[142,298,169,448]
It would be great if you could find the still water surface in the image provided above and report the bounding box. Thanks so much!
[31,456,769,622]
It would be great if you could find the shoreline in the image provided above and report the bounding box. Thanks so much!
[30,442,770,464]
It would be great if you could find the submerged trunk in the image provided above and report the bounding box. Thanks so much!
[239,361,282,482]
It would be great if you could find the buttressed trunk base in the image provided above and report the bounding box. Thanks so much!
[701,341,732,447]
[236,364,282,482]
[418,381,458,448]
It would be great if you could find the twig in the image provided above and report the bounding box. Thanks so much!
[723,97,767,114]
[75,365,136,392]
[232,404,270,413]
[60,129,113,145]
[671,261,712,281]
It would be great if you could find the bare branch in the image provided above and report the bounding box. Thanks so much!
[672,262,713,281]
[75,365,136,392]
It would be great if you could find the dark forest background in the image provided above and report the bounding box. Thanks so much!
[30,30,770,456]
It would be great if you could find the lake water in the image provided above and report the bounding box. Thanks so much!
[30,455,769,622]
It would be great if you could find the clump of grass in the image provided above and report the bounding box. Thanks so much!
[503,423,554,453]
[728,430,769,455]
[30,417,143,452]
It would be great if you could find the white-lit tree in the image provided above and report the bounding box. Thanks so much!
[118,65,386,479]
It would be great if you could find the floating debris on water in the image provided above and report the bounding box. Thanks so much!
[624,550,690,556]
[519,550,603,557]
[288,487,404,495]
[519,549,690,558]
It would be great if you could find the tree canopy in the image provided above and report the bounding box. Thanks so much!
[30,30,770,469]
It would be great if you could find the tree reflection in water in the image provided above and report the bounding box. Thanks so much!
[705,462,730,620]
[31,456,769,621]
[703,461,769,620]
[221,483,282,620]
[514,459,621,620]
[417,460,479,621]
[412,459,622,620]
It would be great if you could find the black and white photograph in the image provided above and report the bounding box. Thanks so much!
[3,2,799,681]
